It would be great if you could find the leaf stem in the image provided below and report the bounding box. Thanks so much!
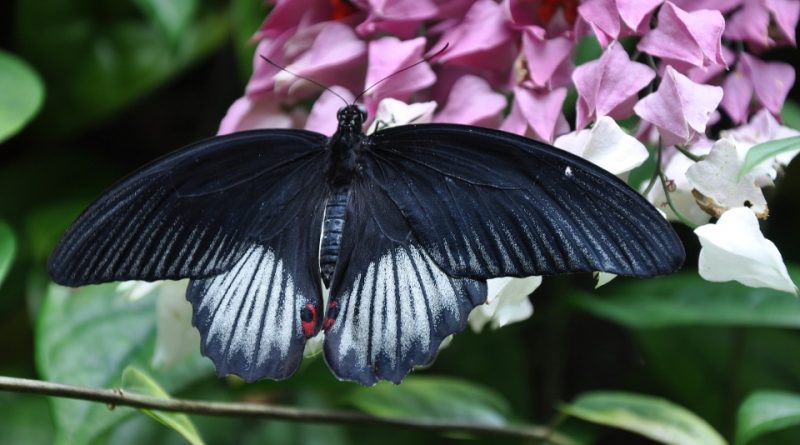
[0,376,578,445]
[674,144,705,162]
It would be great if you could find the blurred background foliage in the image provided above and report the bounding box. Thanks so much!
[1,1,800,444]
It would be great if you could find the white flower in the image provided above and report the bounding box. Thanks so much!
[554,116,649,176]
[152,280,200,368]
[694,207,797,295]
[468,276,541,332]
[686,139,768,219]
[593,271,617,288]
[721,109,800,186]
[117,281,161,301]
[645,139,714,226]
[367,98,436,134]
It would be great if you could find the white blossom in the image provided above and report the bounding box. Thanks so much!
[367,98,436,134]
[694,207,798,295]
[554,116,649,176]
[152,280,200,368]
[468,276,541,332]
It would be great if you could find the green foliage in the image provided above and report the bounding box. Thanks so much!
[0,50,44,143]
[738,136,800,179]
[0,221,16,289]
[571,269,800,329]
[36,283,212,445]
[736,391,800,445]
[782,101,800,130]
[561,391,727,445]
[130,0,198,45]
[15,0,229,137]
[121,367,205,445]
[348,376,511,425]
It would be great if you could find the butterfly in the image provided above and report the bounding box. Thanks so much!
[48,99,685,386]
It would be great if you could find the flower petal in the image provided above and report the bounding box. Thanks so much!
[637,2,726,68]
[577,0,620,46]
[695,207,798,295]
[468,276,541,332]
[685,139,768,219]
[432,0,515,70]
[218,95,298,135]
[634,65,723,146]
[739,53,795,118]
[573,42,655,129]
[433,75,506,126]
[305,86,355,136]
[617,0,663,31]
[521,27,574,88]
[555,116,649,175]
[766,0,800,45]
[721,69,753,124]
[363,36,436,115]
[514,86,569,143]
[367,98,437,134]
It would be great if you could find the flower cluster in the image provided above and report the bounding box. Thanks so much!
[219,0,799,332]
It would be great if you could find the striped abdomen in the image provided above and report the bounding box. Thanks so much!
[319,186,350,287]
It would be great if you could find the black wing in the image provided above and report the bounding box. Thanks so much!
[322,180,486,386]
[48,129,327,286]
[365,124,685,279]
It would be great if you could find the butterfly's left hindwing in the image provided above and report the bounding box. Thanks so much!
[323,181,486,385]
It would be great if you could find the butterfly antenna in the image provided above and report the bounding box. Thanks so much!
[352,42,450,105]
[259,55,350,106]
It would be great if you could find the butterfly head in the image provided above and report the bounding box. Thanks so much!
[336,105,367,133]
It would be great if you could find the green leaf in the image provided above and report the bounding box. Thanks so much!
[0,49,44,143]
[738,136,800,179]
[561,391,727,445]
[15,0,228,137]
[574,35,602,66]
[0,220,15,288]
[571,270,800,329]
[230,0,269,82]
[736,391,800,445]
[782,101,800,130]
[131,0,198,45]
[0,393,55,445]
[348,376,511,426]
[36,283,213,445]
[121,367,205,445]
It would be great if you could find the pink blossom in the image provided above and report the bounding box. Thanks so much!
[433,75,506,127]
[634,65,723,146]
[355,0,441,38]
[254,0,342,40]
[721,69,751,124]
[506,0,579,35]
[363,37,436,115]
[271,22,367,98]
[573,42,655,129]
[669,0,742,13]
[738,53,795,118]
[578,0,662,46]
[637,2,726,69]
[304,87,355,136]
[502,86,569,143]
[431,0,515,72]
[725,0,799,47]
[520,26,573,88]
[218,95,302,135]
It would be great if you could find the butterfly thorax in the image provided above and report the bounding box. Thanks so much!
[319,105,367,288]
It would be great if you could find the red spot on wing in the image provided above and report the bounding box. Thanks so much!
[301,303,317,338]
[323,300,339,330]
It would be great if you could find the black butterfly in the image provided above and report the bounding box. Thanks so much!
[48,103,685,386]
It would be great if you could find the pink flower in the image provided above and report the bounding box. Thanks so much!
[433,75,506,127]
[271,22,367,98]
[578,0,662,46]
[520,26,574,88]
[573,42,655,129]
[254,0,345,41]
[738,53,795,118]
[304,87,355,136]
[721,69,751,124]
[218,95,303,135]
[355,0,440,38]
[637,2,726,69]
[363,37,436,115]
[507,0,580,35]
[431,0,515,72]
[724,0,799,47]
[634,65,723,146]
[501,86,569,142]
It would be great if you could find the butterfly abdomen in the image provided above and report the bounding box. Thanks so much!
[320,185,351,287]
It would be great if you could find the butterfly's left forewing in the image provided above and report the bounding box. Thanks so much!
[365,124,685,280]
[323,181,486,385]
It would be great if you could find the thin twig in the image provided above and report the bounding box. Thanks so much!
[0,376,578,445]
[658,169,697,228]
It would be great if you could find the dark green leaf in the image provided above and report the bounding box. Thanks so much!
[36,283,213,445]
[121,367,205,445]
[230,0,269,82]
[782,101,800,130]
[16,0,228,137]
[571,270,800,329]
[561,391,727,445]
[348,376,511,426]
[0,220,15,288]
[0,50,44,143]
[131,0,198,45]
[738,136,800,179]
[736,391,800,445]
[0,393,55,445]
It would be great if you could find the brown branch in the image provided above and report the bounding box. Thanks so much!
[0,376,577,445]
